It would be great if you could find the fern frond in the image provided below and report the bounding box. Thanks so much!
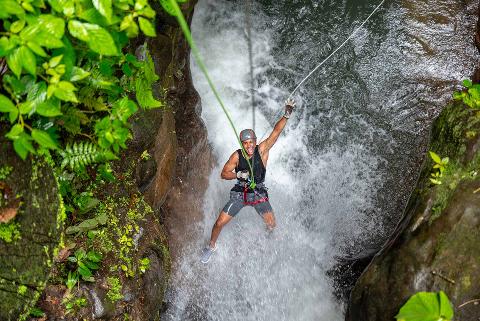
[60,141,106,170]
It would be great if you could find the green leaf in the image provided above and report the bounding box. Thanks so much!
[112,97,137,123]
[92,0,112,22]
[135,77,162,109]
[19,101,34,115]
[7,47,22,78]
[429,151,442,165]
[10,20,26,33]
[13,133,35,160]
[53,81,78,102]
[48,0,75,16]
[68,20,118,56]
[70,67,90,82]
[49,54,63,68]
[78,264,92,278]
[66,271,78,290]
[9,108,19,123]
[463,79,473,88]
[29,307,45,318]
[36,99,62,117]
[0,36,13,56]
[37,14,65,39]
[18,46,36,76]
[27,41,47,57]
[78,8,110,26]
[31,129,58,149]
[5,124,23,139]
[120,14,139,38]
[395,291,453,321]
[27,81,47,103]
[138,17,156,36]
[438,291,454,320]
[121,63,132,76]
[84,260,99,270]
[0,0,25,18]
[86,250,102,262]
[138,6,156,18]
[0,94,16,113]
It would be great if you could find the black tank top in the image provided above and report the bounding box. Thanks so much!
[231,146,266,192]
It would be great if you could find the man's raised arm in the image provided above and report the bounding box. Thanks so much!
[260,99,295,152]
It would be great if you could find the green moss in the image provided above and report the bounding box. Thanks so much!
[17,285,27,295]
[106,276,123,302]
[0,165,13,180]
[0,221,21,243]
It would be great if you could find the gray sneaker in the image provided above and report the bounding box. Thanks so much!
[200,245,217,264]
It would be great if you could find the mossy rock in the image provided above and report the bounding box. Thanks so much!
[346,102,480,321]
[0,138,63,320]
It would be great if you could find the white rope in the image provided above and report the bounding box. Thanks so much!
[258,0,386,141]
[287,0,386,99]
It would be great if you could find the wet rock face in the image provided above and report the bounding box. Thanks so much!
[0,136,63,320]
[347,180,480,321]
[347,101,480,321]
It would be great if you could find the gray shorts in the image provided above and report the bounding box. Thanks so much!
[222,190,273,217]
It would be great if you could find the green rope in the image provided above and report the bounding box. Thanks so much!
[167,0,256,189]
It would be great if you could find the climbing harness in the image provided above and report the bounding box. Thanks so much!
[243,185,268,206]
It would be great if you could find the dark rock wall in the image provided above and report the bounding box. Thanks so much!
[0,135,63,320]
[346,7,480,319]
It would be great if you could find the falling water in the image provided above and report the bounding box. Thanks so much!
[163,0,479,320]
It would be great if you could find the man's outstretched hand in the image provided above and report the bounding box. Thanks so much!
[236,170,250,181]
[284,98,296,119]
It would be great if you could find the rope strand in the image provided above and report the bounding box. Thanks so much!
[168,0,256,187]
[245,0,255,132]
[258,0,386,141]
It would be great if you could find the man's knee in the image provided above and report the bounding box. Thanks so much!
[214,212,232,229]
[263,212,276,229]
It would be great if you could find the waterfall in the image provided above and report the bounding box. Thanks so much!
[163,0,478,320]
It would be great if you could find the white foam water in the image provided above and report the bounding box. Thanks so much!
[163,0,479,320]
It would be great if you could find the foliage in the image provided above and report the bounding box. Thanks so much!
[453,79,480,109]
[67,248,102,283]
[59,141,115,170]
[0,221,21,243]
[28,307,45,318]
[396,291,453,321]
[106,276,123,302]
[66,211,107,234]
[0,165,13,180]
[66,270,79,290]
[428,151,449,185]
[140,149,151,160]
[0,0,162,162]
[63,295,87,315]
[17,284,27,295]
[138,257,150,274]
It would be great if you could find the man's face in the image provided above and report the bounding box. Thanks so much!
[242,139,256,156]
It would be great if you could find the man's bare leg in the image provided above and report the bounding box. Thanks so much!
[262,211,276,231]
[209,211,233,248]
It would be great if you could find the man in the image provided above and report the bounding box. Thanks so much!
[201,98,296,263]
